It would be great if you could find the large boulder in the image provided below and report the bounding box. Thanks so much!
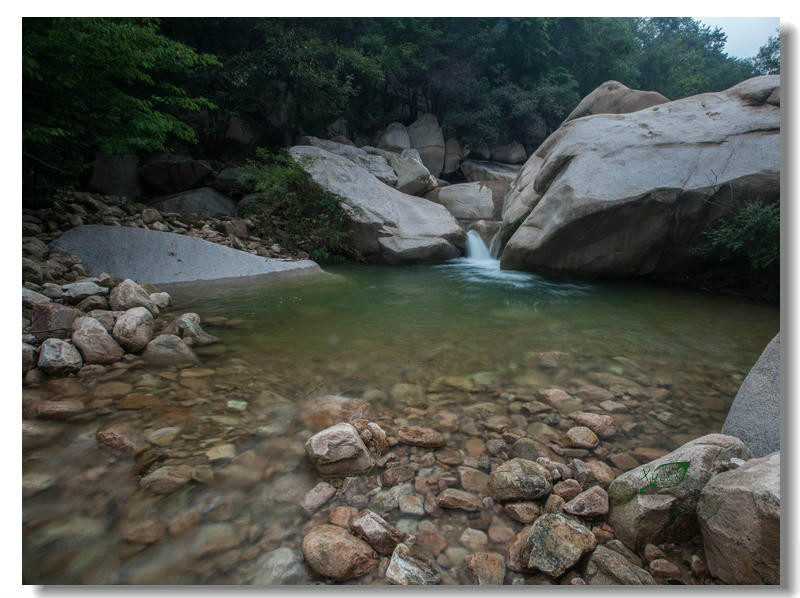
[90,152,141,199]
[607,433,752,550]
[377,122,411,154]
[460,160,520,185]
[148,187,236,219]
[52,225,322,285]
[443,138,467,175]
[375,148,435,196]
[489,141,527,165]
[722,333,780,457]
[697,452,780,584]
[565,80,669,123]
[407,113,445,177]
[425,182,494,220]
[289,146,465,264]
[298,136,397,186]
[109,279,160,317]
[500,76,780,275]
[112,307,155,353]
[139,153,213,194]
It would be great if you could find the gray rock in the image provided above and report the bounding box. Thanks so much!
[142,334,198,366]
[149,187,236,218]
[175,313,219,346]
[22,287,50,309]
[378,122,411,154]
[289,146,465,264]
[140,153,212,194]
[37,338,83,375]
[443,138,467,175]
[52,225,322,285]
[565,80,669,122]
[500,76,780,276]
[298,137,397,186]
[22,343,37,374]
[302,524,377,581]
[407,113,445,177]
[722,333,780,457]
[251,547,305,585]
[608,433,753,550]
[377,148,434,195]
[521,513,596,577]
[460,159,521,184]
[582,545,656,585]
[490,141,527,164]
[351,510,402,555]
[90,152,142,199]
[697,451,780,584]
[112,307,155,353]
[60,281,107,304]
[488,458,552,501]
[425,182,494,219]
[72,316,125,364]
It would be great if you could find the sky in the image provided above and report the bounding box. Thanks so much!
[696,17,779,58]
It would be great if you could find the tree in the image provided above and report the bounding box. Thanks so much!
[751,30,780,74]
[23,17,218,194]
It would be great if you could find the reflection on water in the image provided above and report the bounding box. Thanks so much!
[22,257,778,584]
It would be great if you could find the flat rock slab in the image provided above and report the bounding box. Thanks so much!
[52,225,322,285]
[722,333,780,457]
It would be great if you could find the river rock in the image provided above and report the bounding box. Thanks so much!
[142,334,198,366]
[302,524,378,581]
[149,292,171,309]
[396,426,444,448]
[301,482,336,513]
[22,287,50,309]
[407,113,445,177]
[465,552,506,585]
[504,502,540,524]
[30,302,82,341]
[290,145,465,264]
[521,514,596,577]
[139,153,212,194]
[37,338,83,375]
[458,466,490,494]
[501,76,780,276]
[563,486,609,517]
[443,138,467,174]
[29,399,86,420]
[582,544,656,585]
[60,281,107,304]
[373,147,434,195]
[351,511,402,555]
[460,159,520,185]
[697,451,780,584]
[553,479,582,501]
[377,122,411,154]
[563,426,599,449]
[109,279,159,316]
[112,307,155,353]
[139,464,193,494]
[381,464,415,486]
[435,488,482,511]
[488,458,552,501]
[722,333,780,457]
[173,313,219,347]
[424,182,494,219]
[490,141,527,164]
[251,547,306,585]
[574,413,617,439]
[71,316,125,364]
[96,424,147,458]
[608,433,753,550]
[304,423,375,477]
[385,542,441,585]
[565,80,669,123]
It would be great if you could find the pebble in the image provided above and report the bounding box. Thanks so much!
[553,479,582,500]
[563,426,599,449]
[504,502,540,524]
[435,488,482,511]
[459,527,488,551]
[301,482,336,513]
[398,494,425,516]
[396,426,445,448]
[385,542,440,585]
[139,465,193,494]
[206,444,236,461]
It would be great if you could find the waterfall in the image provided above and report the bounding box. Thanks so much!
[488,227,502,259]
[465,230,496,262]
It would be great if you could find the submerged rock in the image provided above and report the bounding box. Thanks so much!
[396,426,445,448]
[304,423,375,477]
[142,334,198,366]
[350,510,402,555]
[302,524,378,581]
[71,316,125,364]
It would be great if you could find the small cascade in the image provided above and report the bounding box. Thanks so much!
[488,225,502,259]
[465,230,496,262]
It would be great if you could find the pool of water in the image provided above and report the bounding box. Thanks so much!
[22,252,778,584]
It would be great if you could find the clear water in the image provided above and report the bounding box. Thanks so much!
[22,249,778,584]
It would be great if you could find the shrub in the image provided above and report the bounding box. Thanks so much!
[237,148,353,263]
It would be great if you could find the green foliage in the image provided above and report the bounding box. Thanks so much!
[23,17,218,194]
[694,201,780,271]
[751,30,780,74]
[237,148,352,263]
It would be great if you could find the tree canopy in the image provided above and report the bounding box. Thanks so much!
[22,16,778,193]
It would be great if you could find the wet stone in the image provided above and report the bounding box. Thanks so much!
[563,486,609,518]
[649,558,681,580]
[301,482,336,513]
[96,425,147,458]
[123,519,166,545]
[119,393,160,409]
[302,524,378,581]
[435,448,463,465]
[30,400,86,421]
[351,511,402,555]
[139,465,193,494]
[504,502,540,524]
[329,506,360,528]
[522,513,596,577]
[396,426,445,448]
[206,444,236,462]
[487,458,552,501]
[458,466,489,494]
[435,488,482,511]
[543,494,564,514]
[553,479,582,501]
[460,527,488,551]
[563,426,599,449]
[381,464,415,486]
[22,472,56,498]
[465,552,506,585]
[398,494,425,516]
[144,427,180,446]
[385,542,441,585]
[574,412,617,438]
